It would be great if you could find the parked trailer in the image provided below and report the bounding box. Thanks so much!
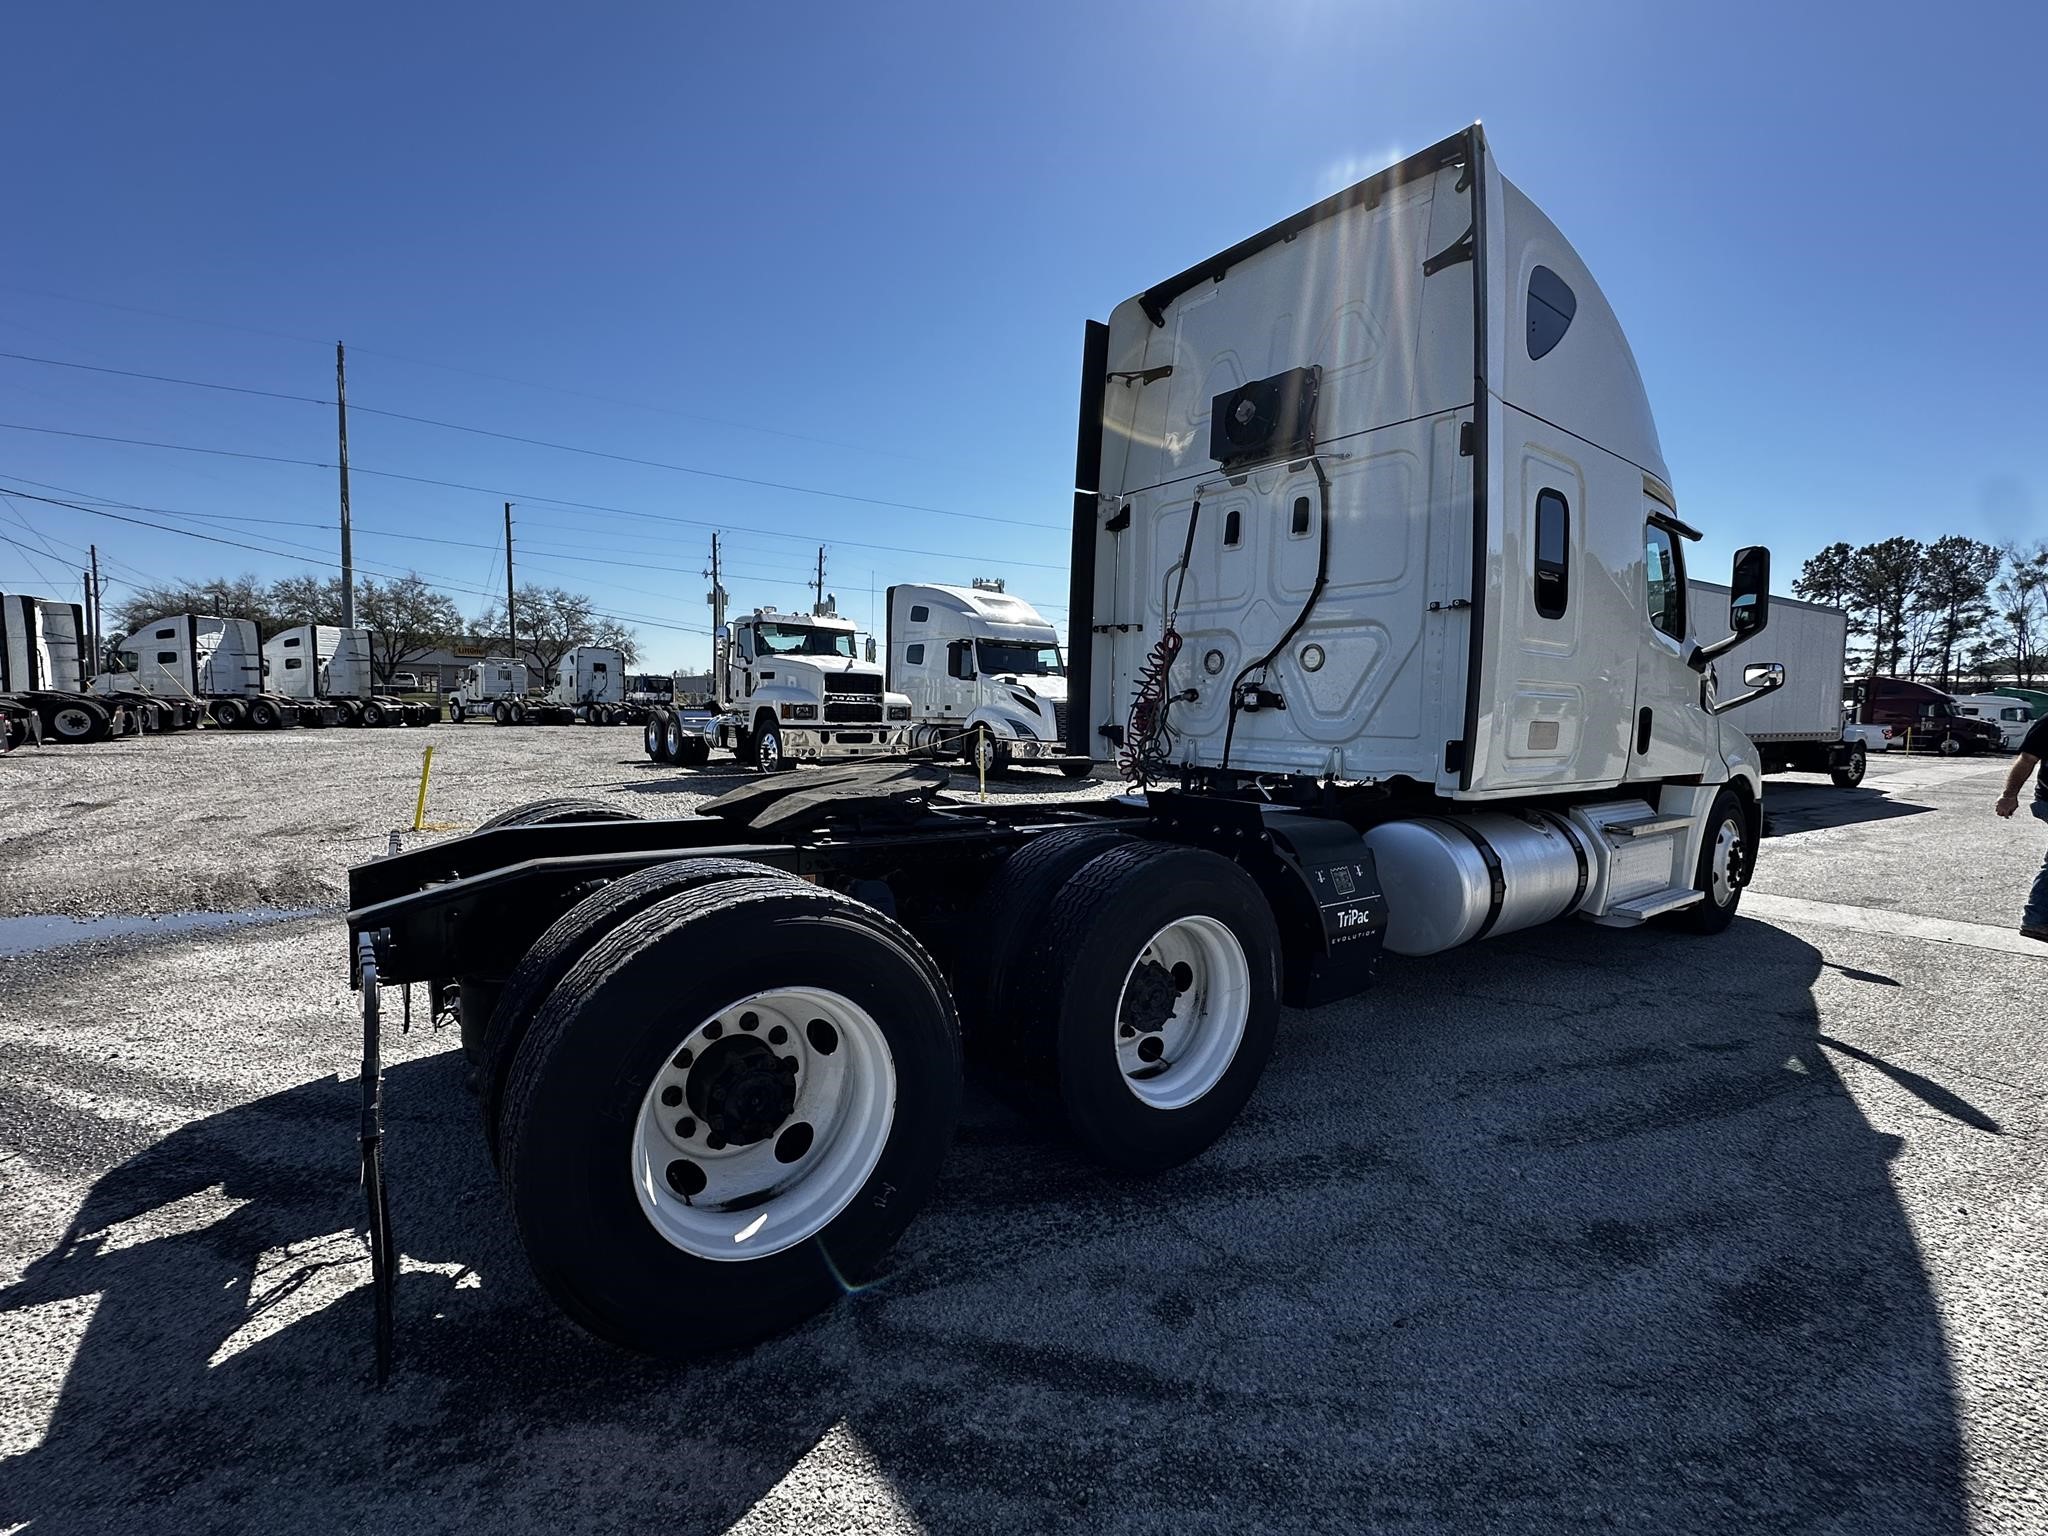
[264,625,436,726]
[347,127,1787,1373]
[1690,582,1881,786]
[886,581,1090,776]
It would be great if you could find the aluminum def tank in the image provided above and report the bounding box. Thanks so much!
[1362,811,1592,956]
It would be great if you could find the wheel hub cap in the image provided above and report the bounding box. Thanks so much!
[687,1035,796,1146]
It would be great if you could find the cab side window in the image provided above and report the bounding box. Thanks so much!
[1644,523,1686,640]
[1533,490,1569,620]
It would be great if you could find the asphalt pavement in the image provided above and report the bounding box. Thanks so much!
[1,731,2042,1534]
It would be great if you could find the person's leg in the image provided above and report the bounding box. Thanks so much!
[2027,802,2048,934]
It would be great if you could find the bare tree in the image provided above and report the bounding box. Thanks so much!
[357,574,463,685]
[474,584,640,679]
[1995,543,2048,687]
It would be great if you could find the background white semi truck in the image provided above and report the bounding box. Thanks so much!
[1692,581,1886,786]
[885,581,1090,776]
[645,605,910,771]
[450,647,631,725]
[103,612,331,728]
[264,625,435,726]
[2,592,158,742]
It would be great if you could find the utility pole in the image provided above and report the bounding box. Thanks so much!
[503,502,518,663]
[82,569,95,675]
[89,543,103,671]
[337,343,355,629]
[705,532,727,698]
[812,545,827,613]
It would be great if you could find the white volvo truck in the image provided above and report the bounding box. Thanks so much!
[105,613,334,728]
[885,581,1090,776]
[451,647,631,725]
[2,592,138,742]
[645,606,910,772]
[346,127,1786,1374]
[264,625,436,726]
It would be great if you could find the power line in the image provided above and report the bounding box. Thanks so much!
[0,348,1064,530]
[0,420,1073,571]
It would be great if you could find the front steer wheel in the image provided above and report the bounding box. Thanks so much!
[499,879,962,1357]
[1667,786,1753,935]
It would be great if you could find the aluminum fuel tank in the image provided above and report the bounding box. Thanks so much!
[1361,811,1591,956]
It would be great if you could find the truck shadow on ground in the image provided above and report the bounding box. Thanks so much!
[1760,782,1936,838]
[0,917,1971,1534]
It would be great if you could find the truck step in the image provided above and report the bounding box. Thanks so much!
[1598,814,1694,840]
[1600,886,1706,924]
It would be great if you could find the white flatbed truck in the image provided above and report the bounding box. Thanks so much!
[346,127,1787,1376]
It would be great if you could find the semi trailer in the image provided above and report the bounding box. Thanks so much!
[643,606,911,771]
[105,613,337,728]
[347,126,1786,1373]
[1691,581,1883,785]
[264,625,436,726]
[885,581,1090,776]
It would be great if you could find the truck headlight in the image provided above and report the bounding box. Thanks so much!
[780,703,817,721]
[887,704,910,721]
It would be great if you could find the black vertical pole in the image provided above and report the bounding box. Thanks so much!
[338,344,355,629]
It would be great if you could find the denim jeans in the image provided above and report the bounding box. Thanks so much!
[2028,798,2048,932]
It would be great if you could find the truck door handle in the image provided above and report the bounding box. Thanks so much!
[1636,707,1653,755]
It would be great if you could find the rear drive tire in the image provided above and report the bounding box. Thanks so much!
[1830,743,1867,788]
[499,880,961,1356]
[1670,786,1752,935]
[210,698,247,728]
[645,712,672,762]
[1003,842,1281,1173]
[42,700,109,743]
[246,698,281,729]
[493,700,511,725]
[362,701,387,728]
[478,856,800,1162]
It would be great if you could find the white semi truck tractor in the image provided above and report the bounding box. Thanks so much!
[346,127,1786,1370]
[1,592,157,741]
[263,625,436,726]
[885,581,1090,776]
[103,613,333,728]
[451,647,630,725]
[646,605,910,771]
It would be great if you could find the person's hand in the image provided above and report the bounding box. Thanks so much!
[1995,794,2018,819]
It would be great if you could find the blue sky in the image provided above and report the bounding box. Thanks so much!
[1,0,2040,671]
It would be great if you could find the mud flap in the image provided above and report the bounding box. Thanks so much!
[356,930,395,1385]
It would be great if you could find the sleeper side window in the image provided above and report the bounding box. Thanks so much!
[909,604,929,623]
[905,643,924,665]
[1533,490,1569,620]
[1289,496,1311,537]
[1527,266,1577,359]
[156,650,178,664]
[1644,523,1686,640]
[1223,509,1242,548]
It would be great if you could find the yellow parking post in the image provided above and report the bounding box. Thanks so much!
[413,745,435,832]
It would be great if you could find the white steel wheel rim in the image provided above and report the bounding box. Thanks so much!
[1113,914,1251,1111]
[52,707,94,737]
[630,986,896,1261]
[759,729,781,767]
[1709,817,1743,906]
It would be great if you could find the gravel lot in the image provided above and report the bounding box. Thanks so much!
[1,729,2043,1534]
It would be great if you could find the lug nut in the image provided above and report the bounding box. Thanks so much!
[672,1047,693,1069]
[660,1085,683,1108]
[779,1056,799,1074]
[768,1025,788,1045]
[705,1020,724,1039]
[706,1133,727,1151]
[740,1011,760,1031]
[676,1117,697,1138]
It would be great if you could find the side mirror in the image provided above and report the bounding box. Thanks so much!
[1709,659,1785,715]
[1690,545,1773,670]
[1729,546,1770,636]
